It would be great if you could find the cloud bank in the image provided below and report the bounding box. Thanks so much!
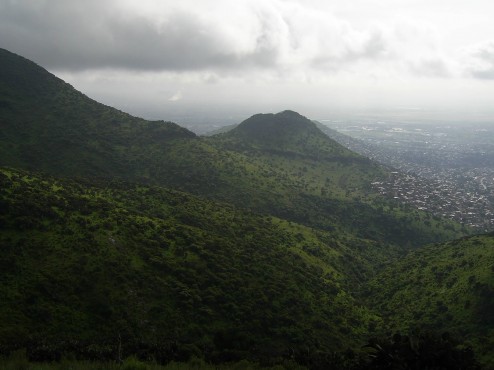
[464,42,494,79]
[2,0,494,116]
[0,0,459,79]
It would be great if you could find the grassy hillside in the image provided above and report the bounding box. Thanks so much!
[220,110,362,159]
[0,48,466,248]
[0,48,482,367]
[365,234,494,367]
[206,112,466,246]
[0,166,387,363]
[0,48,195,179]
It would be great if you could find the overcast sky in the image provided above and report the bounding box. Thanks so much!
[2,0,494,125]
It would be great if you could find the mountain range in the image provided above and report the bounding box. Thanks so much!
[0,47,492,368]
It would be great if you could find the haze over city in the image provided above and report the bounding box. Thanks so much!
[2,0,494,126]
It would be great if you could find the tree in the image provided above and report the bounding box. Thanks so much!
[362,332,481,370]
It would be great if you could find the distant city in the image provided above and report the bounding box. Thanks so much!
[321,119,494,231]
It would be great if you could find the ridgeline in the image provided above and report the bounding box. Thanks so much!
[0,47,491,368]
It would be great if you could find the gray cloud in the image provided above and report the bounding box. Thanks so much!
[466,42,494,79]
[308,30,388,75]
[409,58,451,78]
[0,0,281,72]
[2,0,489,91]
[472,70,494,79]
[0,0,398,75]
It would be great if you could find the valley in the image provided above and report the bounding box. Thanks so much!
[0,48,492,369]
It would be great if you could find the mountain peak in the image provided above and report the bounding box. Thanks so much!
[222,110,360,160]
[229,110,321,140]
[277,109,306,118]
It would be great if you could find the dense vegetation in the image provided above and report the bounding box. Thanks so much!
[0,47,491,368]
[0,48,466,248]
[0,167,385,364]
[0,48,194,179]
[366,234,494,368]
[207,114,466,246]
[0,332,483,370]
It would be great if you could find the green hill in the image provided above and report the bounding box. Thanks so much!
[0,48,195,179]
[207,112,465,246]
[0,166,383,363]
[365,233,494,367]
[0,48,466,248]
[0,48,479,366]
[220,110,360,160]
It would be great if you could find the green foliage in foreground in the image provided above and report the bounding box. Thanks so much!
[0,350,306,370]
[0,166,485,368]
[360,332,481,370]
[366,234,494,368]
[0,331,484,370]
[0,167,385,364]
[0,47,485,368]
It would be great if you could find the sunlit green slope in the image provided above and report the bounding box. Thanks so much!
[365,234,494,367]
[0,46,482,367]
[0,166,384,362]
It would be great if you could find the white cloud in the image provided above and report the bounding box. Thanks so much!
[408,58,452,78]
[168,90,183,102]
[463,41,494,79]
[3,0,494,116]
[0,0,457,79]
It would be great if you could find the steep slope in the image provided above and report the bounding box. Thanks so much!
[365,234,494,367]
[0,48,466,247]
[0,48,195,178]
[222,110,362,160]
[207,112,465,246]
[0,47,481,366]
[0,166,381,362]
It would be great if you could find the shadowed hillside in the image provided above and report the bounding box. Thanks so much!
[0,48,194,178]
[0,48,466,246]
[0,48,484,367]
[221,110,361,160]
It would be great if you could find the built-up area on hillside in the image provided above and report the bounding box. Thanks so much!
[324,120,494,231]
